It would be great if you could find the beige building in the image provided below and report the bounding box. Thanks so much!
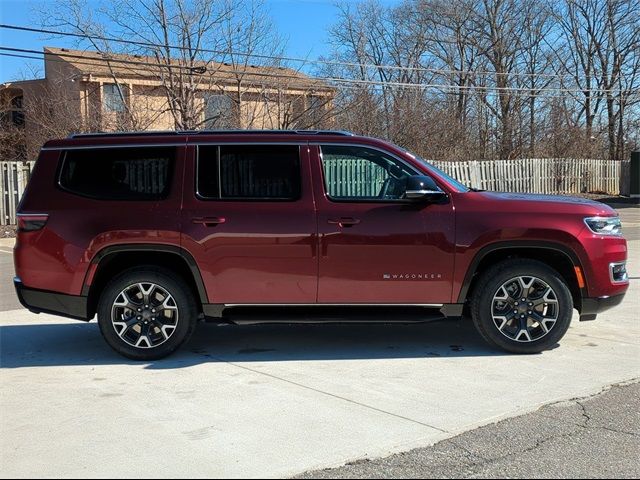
[1,47,335,160]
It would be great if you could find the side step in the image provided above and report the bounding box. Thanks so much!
[213,306,447,325]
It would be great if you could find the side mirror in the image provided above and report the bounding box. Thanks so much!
[404,175,447,202]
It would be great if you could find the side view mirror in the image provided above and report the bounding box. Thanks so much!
[404,175,448,202]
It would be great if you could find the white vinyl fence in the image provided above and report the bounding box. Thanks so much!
[1,161,35,226]
[0,158,630,225]
[432,158,628,195]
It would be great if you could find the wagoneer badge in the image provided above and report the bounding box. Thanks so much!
[383,273,442,280]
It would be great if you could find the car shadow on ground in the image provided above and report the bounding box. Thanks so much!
[0,318,523,369]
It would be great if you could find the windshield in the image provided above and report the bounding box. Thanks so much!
[400,148,470,192]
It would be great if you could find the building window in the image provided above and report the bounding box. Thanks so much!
[308,95,322,113]
[103,83,126,113]
[204,94,233,128]
[11,95,24,126]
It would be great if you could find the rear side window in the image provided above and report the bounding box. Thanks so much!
[59,147,174,200]
[197,145,301,200]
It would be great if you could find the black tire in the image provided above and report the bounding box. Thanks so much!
[470,259,573,354]
[97,266,198,360]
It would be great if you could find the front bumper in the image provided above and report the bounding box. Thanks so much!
[14,277,90,321]
[579,293,626,321]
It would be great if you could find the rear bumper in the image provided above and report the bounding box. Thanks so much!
[14,277,90,321]
[579,293,626,321]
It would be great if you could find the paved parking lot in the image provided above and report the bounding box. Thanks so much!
[1,207,638,478]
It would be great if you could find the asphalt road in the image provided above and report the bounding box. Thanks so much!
[297,381,640,479]
[0,206,638,478]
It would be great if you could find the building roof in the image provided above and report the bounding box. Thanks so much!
[43,47,333,93]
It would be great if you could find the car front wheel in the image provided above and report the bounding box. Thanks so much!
[470,259,574,354]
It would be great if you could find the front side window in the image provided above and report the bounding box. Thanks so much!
[60,147,174,200]
[103,83,126,113]
[320,145,416,201]
[197,145,301,200]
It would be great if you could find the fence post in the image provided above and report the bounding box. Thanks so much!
[470,160,480,189]
[630,151,640,199]
[0,163,6,226]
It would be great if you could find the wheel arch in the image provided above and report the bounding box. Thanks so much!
[458,241,587,311]
[83,244,208,318]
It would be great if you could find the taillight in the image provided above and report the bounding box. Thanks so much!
[17,213,49,232]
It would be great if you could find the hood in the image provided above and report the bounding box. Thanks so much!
[475,191,616,216]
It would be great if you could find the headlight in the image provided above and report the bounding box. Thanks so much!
[584,216,622,236]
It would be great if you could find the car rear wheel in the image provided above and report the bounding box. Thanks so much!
[470,259,573,354]
[97,267,197,360]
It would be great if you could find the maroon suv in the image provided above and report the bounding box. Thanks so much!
[13,130,629,360]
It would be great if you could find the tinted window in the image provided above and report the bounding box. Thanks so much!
[197,145,301,200]
[60,147,174,200]
[321,145,416,200]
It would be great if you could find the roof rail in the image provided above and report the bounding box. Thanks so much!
[69,129,355,139]
[68,131,180,139]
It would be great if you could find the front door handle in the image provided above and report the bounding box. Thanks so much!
[192,216,226,227]
[327,217,361,227]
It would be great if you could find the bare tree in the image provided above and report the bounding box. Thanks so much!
[552,0,640,159]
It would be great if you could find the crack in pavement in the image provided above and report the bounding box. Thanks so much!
[295,380,640,479]
[199,352,449,433]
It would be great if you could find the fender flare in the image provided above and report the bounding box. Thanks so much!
[457,240,586,303]
[81,244,208,304]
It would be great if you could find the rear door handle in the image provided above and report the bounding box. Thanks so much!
[327,217,361,227]
[192,216,226,226]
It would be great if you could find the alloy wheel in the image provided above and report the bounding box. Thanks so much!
[491,276,559,342]
[110,282,179,349]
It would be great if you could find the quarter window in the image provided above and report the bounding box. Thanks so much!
[59,147,174,200]
[197,145,301,200]
[320,145,415,200]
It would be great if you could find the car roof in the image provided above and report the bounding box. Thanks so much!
[41,130,396,150]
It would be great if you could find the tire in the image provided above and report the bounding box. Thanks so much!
[97,266,198,360]
[470,259,573,354]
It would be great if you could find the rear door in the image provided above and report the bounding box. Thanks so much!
[310,144,455,304]
[181,142,318,304]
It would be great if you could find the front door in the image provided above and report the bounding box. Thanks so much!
[181,143,318,304]
[311,144,455,304]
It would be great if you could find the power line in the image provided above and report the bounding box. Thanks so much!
[0,22,614,82]
[2,48,637,101]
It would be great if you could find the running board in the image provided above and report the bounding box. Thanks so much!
[208,306,450,325]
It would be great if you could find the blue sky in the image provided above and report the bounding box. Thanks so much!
[0,0,400,83]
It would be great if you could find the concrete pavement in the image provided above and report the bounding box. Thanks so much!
[0,238,20,312]
[0,207,639,478]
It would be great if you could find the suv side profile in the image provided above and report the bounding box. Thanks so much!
[14,130,629,360]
